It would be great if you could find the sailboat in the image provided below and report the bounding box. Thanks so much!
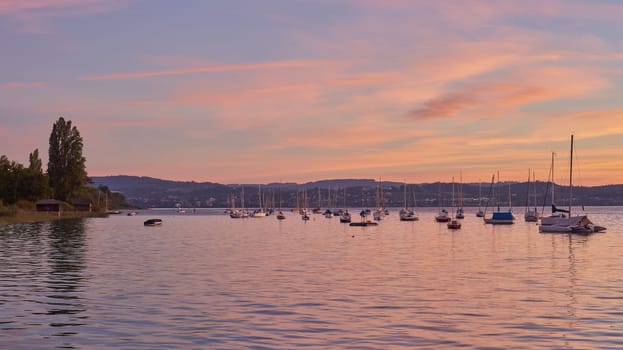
[483,172,515,225]
[476,181,485,217]
[435,182,451,222]
[524,169,539,222]
[399,182,419,221]
[349,189,378,226]
[455,172,465,219]
[230,187,249,218]
[540,152,567,224]
[339,187,351,223]
[373,178,385,221]
[312,187,322,214]
[447,177,462,229]
[539,135,606,234]
[276,183,286,220]
[251,184,267,217]
[301,188,310,221]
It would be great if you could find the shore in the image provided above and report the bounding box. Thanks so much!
[0,210,109,225]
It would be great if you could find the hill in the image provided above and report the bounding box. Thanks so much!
[91,175,623,209]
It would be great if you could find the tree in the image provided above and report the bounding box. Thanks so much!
[19,149,49,201]
[0,155,18,204]
[29,149,42,172]
[47,117,88,201]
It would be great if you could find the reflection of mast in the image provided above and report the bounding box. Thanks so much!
[566,234,579,327]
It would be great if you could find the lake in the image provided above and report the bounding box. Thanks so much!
[1,207,622,349]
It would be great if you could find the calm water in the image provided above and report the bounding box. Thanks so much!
[1,207,622,349]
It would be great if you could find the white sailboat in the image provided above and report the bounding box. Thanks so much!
[524,169,539,222]
[339,187,351,223]
[230,187,249,218]
[435,182,451,222]
[455,172,465,219]
[399,182,418,221]
[251,184,267,217]
[476,180,485,217]
[447,177,461,229]
[539,135,606,234]
[276,183,286,220]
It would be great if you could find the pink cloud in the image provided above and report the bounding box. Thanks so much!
[0,81,47,90]
[82,59,345,81]
[407,65,609,121]
[1,0,129,33]
[408,92,479,120]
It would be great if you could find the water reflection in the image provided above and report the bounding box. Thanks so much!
[46,219,88,336]
[1,208,622,349]
[0,219,88,348]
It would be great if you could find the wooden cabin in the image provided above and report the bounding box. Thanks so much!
[72,198,92,212]
[36,199,61,212]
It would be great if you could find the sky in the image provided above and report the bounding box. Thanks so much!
[1,0,623,185]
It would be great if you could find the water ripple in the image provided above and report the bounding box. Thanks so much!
[1,208,622,348]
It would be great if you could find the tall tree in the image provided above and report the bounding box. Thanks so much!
[20,149,50,201]
[47,117,88,201]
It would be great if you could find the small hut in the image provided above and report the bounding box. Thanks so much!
[72,198,92,212]
[36,199,61,212]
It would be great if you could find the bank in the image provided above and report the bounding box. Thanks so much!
[0,209,108,225]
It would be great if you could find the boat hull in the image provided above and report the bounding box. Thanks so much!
[349,221,378,227]
[144,219,162,226]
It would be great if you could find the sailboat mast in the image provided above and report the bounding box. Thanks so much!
[551,152,556,208]
[497,170,500,212]
[404,181,407,209]
[569,134,574,216]
[451,177,455,210]
[525,168,530,213]
[532,170,537,211]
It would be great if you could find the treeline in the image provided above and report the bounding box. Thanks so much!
[0,117,130,213]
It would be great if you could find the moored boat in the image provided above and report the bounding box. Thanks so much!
[539,135,606,234]
[144,218,162,226]
[447,219,461,229]
[483,173,515,225]
[340,210,352,223]
[435,208,451,222]
[484,211,515,225]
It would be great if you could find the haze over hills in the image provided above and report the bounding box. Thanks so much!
[92,175,623,209]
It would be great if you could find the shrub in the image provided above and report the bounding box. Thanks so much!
[16,200,35,210]
[0,205,17,217]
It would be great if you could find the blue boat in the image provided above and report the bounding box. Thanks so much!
[484,211,515,225]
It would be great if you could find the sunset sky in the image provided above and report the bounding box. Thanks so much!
[2,0,622,185]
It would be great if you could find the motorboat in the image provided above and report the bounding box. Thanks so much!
[144,218,162,226]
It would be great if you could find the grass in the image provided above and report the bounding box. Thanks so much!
[0,209,108,225]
